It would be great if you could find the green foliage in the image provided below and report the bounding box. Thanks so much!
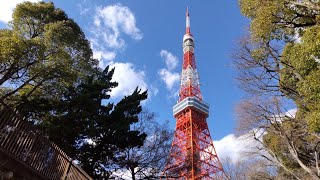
[240,0,317,41]
[18,65,148,179]
[0,1,97,106]
[77,84,148,179]
[281,26,320,132]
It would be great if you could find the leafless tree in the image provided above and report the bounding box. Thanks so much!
[236,97,320,179]
[222,156,276,180]
[233,35,320,179]
[113,110,173,180]
[232,35,300,99]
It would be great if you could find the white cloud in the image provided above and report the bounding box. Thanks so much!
[77,1,90,16]
[284,108,297,118]
[214,109,296,165]
[158,69,179,90]
[110,62,148,98]
[271,108,297,123]
[112,167,155,180]
[158,50,180,91]
[0,0,40,23]
[86,5,149,101]
[89,3,143,74]
[214,132,262,165]
[160,50,179,71]
[149,85,159,96]
[92,50,116,68]
[112,169,132,180]
[93,4,142,49]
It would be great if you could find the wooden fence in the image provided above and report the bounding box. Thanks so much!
[0,107,93,180]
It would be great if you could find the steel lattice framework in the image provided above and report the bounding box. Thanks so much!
[163,9,227,180]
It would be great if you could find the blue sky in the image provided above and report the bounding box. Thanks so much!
[0,0,251,160]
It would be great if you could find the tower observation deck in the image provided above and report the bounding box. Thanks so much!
[163,8,227,180]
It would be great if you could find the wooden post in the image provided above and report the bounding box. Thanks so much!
[316,151,319,177]
[61,159,72,180]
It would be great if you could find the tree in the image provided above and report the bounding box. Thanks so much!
[17,65,149,179]
[239,0,320,131]
[0,1,97,107]
[20,66,149,179]
[113,111,173,180]
[235,0,320,178]
[77,87,149,179]
[222,156,276,180]
[0,2,151,179]
[236,98,319,179]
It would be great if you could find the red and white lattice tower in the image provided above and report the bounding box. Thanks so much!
[163,8,227,180]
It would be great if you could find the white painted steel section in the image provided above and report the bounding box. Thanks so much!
[183,46,194,53]
[173,97,209,116]
[180,65,200,89]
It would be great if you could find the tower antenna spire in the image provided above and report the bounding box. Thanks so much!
[186,7,190,34]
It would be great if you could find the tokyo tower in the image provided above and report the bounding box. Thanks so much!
[163,8,227,180]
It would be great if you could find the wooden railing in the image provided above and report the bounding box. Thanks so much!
[0,107,93,180]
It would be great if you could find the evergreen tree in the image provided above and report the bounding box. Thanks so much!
[19,66,148,179]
